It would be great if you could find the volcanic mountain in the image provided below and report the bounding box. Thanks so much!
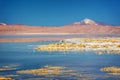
[0,18,120,34]
[69,18,107,26]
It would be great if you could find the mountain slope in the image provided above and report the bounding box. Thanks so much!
[0,19,120,34]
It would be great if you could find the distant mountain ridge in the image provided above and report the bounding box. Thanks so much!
[72,18,98,25]
[69,18,110,26]
[0,18,120,34]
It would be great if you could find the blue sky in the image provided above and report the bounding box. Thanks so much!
[0,0,120,26]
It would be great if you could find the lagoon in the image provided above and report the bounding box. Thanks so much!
[0,41,120,80]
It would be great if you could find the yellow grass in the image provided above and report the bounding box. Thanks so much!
[0,76,12,80]
[101,66,120,75]
[17,65,76,76]
[35,38,120,54]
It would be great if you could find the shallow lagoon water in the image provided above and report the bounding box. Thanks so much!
[0,41,120,80]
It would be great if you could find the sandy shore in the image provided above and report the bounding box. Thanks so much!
[15,33,72,35]
[0,37,67,42]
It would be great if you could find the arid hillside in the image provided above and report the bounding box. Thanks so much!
[0,19,120,34]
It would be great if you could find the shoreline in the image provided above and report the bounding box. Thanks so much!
[0,33,120,35]
[0,37,120,42]
[0,33,119,42]
[35,37,120,54]
[0,37,66,42]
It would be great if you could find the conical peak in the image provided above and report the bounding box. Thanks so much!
[0,23,7,26]
[83,18,94,21]
[72,18,98,25]
[81,18,97,25]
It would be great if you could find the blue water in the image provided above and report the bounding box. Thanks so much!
[0,41,120,80]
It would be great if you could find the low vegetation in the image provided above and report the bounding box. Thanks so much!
[0,76,12,80]
[35,37,120,54]
[101,66,120,75]
[17,65,76,76]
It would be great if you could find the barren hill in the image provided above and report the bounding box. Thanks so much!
[0,19,120,35]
